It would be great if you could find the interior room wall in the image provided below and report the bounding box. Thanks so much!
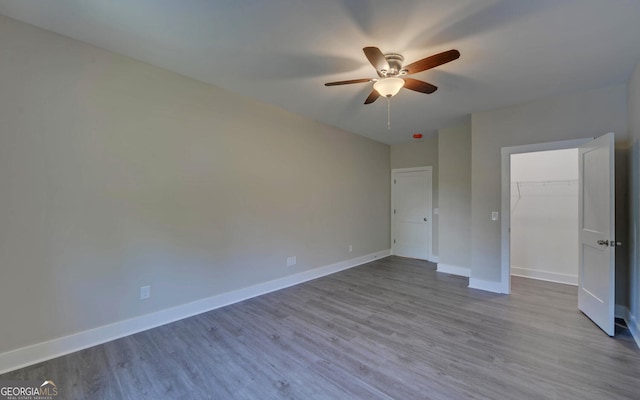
[510,149,579,285]
[0,15,390,357]
[437,123,471,276]
[390,136,439,259]
[628,60,640,340]
[470,84,629,303]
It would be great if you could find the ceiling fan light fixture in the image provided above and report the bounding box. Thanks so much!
[373,77,404,97]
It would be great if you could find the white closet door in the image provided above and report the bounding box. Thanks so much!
[392,168,432,260]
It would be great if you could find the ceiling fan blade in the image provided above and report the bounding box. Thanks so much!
[403,49,460,75]
[364,90,380,104]
[403,78,438,94]
[324,78,372,86]
[363,47,389,75]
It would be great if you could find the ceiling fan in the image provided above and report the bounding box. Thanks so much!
[325,47,460,104]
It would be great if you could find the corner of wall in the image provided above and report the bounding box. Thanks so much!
[627,60,640,349]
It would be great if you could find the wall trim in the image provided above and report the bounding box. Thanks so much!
[511,266,577,286]
[0,249,390,375]
[429,256,439,263]
[469,278,505,294]
[437,263,470,277]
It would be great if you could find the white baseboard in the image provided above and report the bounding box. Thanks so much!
[468,278,505,294]
[0,249,390,375]
[629,312,640,349]
[511,266,578,286]
[429,256,439,263]
[615,304,628,320]
[616,305,640,348]
[436,263,470,277]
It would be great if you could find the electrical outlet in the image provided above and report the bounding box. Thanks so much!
[140,285,151,300]
[349,245,352,253]
[287,257,297,267]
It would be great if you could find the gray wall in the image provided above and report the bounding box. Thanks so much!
[390,137,439,258]
[437,123,471,271]
[470,84,629,304]
[629,61,640,336]
[0,15,390,355]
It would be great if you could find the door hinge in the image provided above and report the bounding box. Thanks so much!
[394,209,396,214]
[394,179,396,184]
[393,239,396,244]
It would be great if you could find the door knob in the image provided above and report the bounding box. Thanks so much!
[597,240,609,246]
[424,218,427,221]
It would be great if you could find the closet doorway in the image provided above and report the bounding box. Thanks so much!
[510,149,579,285]
[499,137,591,294]
[500,134,617,336]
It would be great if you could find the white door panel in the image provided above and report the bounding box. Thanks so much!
[578,132,615,336]
[392,168,432,260]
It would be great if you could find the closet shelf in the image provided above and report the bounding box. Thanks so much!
[510,179,578,213]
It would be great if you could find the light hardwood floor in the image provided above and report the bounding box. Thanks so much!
[1,256,639,399]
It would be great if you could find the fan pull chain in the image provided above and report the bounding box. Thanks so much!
[387,97,391,131]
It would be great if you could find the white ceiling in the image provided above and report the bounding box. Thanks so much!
[1,0,640,144]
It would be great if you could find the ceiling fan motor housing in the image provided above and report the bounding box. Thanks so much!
[383,53,405,76]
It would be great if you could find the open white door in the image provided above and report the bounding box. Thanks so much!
[578,132,616,336]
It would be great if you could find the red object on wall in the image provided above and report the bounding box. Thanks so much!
[413,133,423,139]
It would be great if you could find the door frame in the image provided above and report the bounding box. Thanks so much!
[500,138,591,294]
[391,167,433,261]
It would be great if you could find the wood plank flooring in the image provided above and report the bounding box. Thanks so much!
[1,256,639,399]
